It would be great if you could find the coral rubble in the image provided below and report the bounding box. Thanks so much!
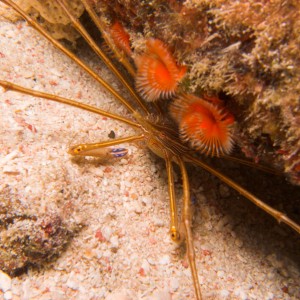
[0,186,80,276]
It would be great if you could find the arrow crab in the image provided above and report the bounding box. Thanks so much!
[0,1,300,299]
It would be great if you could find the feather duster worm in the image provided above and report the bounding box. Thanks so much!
[135,39,186,101]
[170,94,235,157]
[110,21,132,55]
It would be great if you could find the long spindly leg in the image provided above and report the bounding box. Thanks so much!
[0,0,137,114]
[0,81,140,129]
[78,0,164,117]
[176,156,203,300]
[162,148,202,299]
[223,155,282,175]
[186,154,300,234]
[0,80,147,164]
[68,135,144,157]
[55,0,149,115]
[164,152,180,242]
[80,0,136,77]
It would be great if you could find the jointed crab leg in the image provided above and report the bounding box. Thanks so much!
[223,155,282,175]
[0,80,140,129]
[68,135,145,157]
[164,152,180,241]
[186,154,300,234]
[78,0,164,117]
[80,0,136,77]
[0,0,137,114]
[176,156,202,300]
[55,0,149,115]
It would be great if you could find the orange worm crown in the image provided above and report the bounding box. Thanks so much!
[135,39,186,102]
[170,94,235,157]
[110,21,132,56]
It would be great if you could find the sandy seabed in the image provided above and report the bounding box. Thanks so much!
[0,13,300,300]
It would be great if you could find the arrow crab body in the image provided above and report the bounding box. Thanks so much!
[0,1,300,299]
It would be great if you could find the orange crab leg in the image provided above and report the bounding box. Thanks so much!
[0,0,137,114]
[80,0,136,77]
[56,0,149,115]
[0,80,140,129]
[186,154,300,234]
[68,135,145,157]
[176,156,202,300]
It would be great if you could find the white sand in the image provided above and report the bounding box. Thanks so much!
[0,15,299,300]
